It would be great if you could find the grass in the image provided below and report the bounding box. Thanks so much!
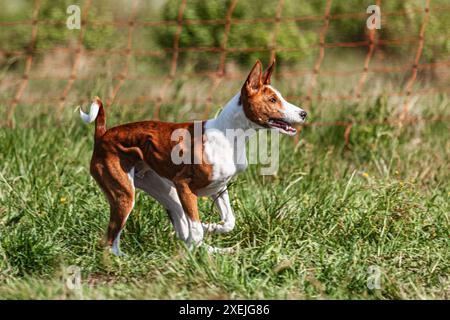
[0,92,449,300]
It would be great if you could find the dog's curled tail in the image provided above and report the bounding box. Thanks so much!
[79,96,106,141]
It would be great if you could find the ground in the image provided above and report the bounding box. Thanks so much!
[0,92,449,299]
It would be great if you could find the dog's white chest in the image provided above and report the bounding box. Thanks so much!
[198,129,247,196]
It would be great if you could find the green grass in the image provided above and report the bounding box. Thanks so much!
[0,94,449,299]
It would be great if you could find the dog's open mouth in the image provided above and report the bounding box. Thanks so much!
[267,118,297,135]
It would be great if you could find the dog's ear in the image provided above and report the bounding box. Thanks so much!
[244,60,262,95]
[263,59,275,85]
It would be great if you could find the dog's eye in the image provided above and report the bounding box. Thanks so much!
[269,97,277,103]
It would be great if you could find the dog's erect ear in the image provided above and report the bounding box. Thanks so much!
[244,60,262,95]
[263,59,275,85]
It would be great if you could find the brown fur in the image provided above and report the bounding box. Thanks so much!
[241,60,285,127]
[89,112,213,246]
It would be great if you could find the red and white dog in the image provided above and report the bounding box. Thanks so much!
[80,60,307,255]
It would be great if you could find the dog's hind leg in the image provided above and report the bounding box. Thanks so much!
[134,163,189,242]
[91,158,135,256]
[173,179,204,249]
[134,164,233,253]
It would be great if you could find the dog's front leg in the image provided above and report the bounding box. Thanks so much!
[174,180,234,253]
[173,180,204,249]
[203,189,235,234]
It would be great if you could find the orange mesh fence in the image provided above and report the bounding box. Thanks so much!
[57,0,92,118]
[153,0,187,119]
[203,0,238,119]
[105,0,139,109]
[5,0,41,126]
[304,0,333,105]
[401,0,432,120]
[1,0,449,145]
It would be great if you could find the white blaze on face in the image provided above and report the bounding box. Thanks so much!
[268,86,306,125]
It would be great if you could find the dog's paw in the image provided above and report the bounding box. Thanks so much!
[204,244,235,254]
[202,222,220,233]
[110,247,127,258]
[202,221,234,234]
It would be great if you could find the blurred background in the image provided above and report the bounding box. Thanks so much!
[1,1,449,299]
[0,0,449,129]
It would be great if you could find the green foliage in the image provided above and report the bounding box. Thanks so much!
[1,0,450,70]
[155,0,450,69]
[157,0,317,69]
[0,0,123,53]
[0,0,449,299]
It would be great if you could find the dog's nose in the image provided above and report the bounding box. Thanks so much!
[299,110,307,120]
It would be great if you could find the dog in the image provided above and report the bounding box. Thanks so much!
[79,60,307,255]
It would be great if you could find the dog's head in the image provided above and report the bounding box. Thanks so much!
[240,60,307,136]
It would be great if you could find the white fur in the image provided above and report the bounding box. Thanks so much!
[200,93,255,196]
[204,244,235,253]
[79,101,100,123]
[202,89,304,193]
[133,163,234,252]
[111,230,123,256]
[203,189,235,234]
[199,89,303,235]
[187,217,204,249]
[268,85,306,125]
[133,163,189,242]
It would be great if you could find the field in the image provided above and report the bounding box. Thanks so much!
[0,88,449,299]
[0,0,449,300]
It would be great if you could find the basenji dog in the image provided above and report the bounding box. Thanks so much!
[79,60,307,255]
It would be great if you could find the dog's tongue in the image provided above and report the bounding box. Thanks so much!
[269,119,295,132]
